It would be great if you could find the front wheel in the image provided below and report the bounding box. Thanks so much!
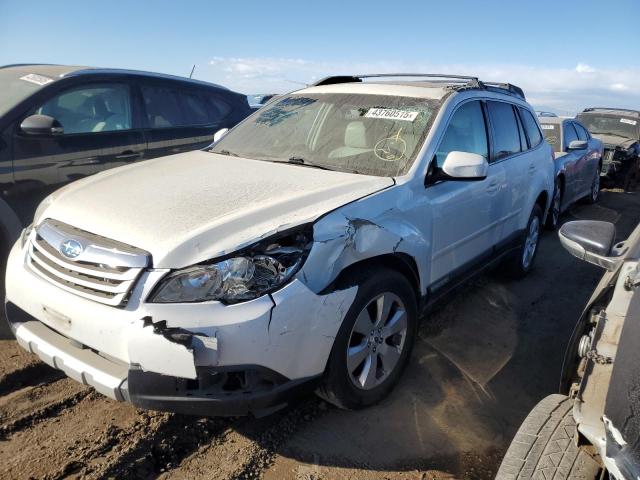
[584,169,600,204]
[545,178,562,230]
[318,267,418,410]
[496,394,601,480]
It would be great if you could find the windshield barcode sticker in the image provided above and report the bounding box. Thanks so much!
[541,124,555,129]
[620,118,637,126]
[20,74,53,86]
[365,108,419,122]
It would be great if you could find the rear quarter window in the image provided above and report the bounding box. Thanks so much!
[519,108,543,147]
[540,123,561,152]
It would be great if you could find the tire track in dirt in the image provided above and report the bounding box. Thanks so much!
[0,392,141,480]
[0,340,64,396]
[160,397,328,480]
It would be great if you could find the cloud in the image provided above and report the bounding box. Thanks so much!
[198,57,640,115]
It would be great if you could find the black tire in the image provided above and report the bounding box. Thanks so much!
[496,394,601,480]
[584,168,600,205]
[505,203,543,278]
[317,266,418,410]
[545,178,562,230]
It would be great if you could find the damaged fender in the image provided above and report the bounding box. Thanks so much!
[299,186,429,294]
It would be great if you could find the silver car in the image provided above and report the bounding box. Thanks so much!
[539,116,603,229]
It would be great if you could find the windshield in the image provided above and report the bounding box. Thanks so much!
[540,122,562,151]
[576,113,639,140]
[211,93,440,177]
[0,69,53,117]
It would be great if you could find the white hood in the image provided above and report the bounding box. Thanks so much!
[39,151,393,267]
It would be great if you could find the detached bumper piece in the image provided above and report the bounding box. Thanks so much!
[5,302,320,417]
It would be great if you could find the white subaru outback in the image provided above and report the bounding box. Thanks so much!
[5,74,554,416]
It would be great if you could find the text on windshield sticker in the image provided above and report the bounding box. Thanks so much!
[365,108,419,122]
[620,118,637,126]
[20,74,54,86]
[541,124,555,130]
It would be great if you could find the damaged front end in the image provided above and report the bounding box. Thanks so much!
[601,143,640,187]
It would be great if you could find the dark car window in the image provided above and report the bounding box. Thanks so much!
[564,122,579,150]
[204,94,232,121]
[540,122,562,151]
[36,84,132,134]
[141,85,184,128]
[573,122,589,141]
[487,101,521,160]
[180,91,211,125]
[519,108,543,147]
[435,100,488,168]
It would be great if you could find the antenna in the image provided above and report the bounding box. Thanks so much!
[189,64,196,79]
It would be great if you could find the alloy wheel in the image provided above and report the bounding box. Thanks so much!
[522,216,540,269]
[346,292,408,390]
[592,173,600,202]
[551,185,561,227]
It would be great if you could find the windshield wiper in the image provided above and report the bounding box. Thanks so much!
[215,149,240,157]
[284,156,334,171]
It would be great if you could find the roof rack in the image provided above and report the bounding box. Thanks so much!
[311,73,525,100]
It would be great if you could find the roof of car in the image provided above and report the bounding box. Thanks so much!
[296,74,527,102]
[581,107,640,117]
[0,63,228,90]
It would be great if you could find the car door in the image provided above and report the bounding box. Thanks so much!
[139,82,227,159]
[573,121,599,195]
[426,100,507,287]
[561,121,583,202]
[485,101,530,245]
[11,81,146,216]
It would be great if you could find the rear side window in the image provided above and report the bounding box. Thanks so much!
[519,108,543,147]
[486,101,521,160]
[564,122,579,149]
[204,94,232,121]
[573,122,589,141]
[540,123,562,151]
[435,100,488,168]
[180,91,211,125]
[141,85,183,128]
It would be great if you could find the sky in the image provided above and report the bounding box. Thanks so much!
[1,0,638,115]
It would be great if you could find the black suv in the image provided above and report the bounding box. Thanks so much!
[576,108,640,190]
[0,64,252,249]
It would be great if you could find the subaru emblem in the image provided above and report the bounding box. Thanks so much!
[60,239,83,259]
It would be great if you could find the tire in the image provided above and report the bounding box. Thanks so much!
[496,394,601,480]
[317,266,418,410]
[545,178,562,230]
[584,168,600,204]
[505,204,543,278]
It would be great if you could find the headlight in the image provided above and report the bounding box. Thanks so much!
[149,227,312,304]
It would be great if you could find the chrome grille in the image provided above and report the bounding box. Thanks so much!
[26,219,150,307]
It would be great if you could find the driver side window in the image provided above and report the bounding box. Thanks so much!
[36,83,132,134]
[435,101,488,168]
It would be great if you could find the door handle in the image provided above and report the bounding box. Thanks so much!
[116,150,143,160]
[528,164,536,175]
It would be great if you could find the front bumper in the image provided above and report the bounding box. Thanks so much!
[5,303,320,416]
[5,239,357,416]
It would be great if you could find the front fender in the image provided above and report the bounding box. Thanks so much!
[298,187,428,294]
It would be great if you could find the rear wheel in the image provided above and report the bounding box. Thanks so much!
[318,267,418,410]
[505,204,542,278]
[496,394,601,480]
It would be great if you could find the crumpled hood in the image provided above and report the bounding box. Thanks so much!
[592,133,637,149]
[39,151,393,267]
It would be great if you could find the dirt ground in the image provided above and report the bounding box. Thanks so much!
[1,190,639,480]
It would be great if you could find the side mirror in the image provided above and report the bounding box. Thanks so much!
[567,140,587,150]
[20,114,63,136]
[213,128,229,143]
[559,220,621,271]
[441,151,488,180]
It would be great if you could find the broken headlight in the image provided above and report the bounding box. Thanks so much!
[149,227,312,304]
